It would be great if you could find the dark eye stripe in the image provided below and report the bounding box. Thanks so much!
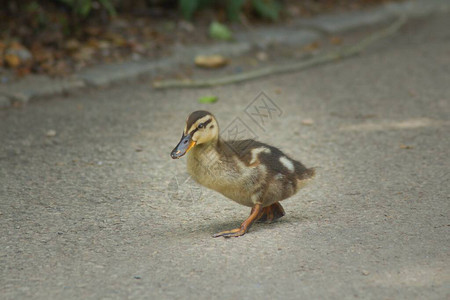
[200,119,212,128]
[188,118,212,135]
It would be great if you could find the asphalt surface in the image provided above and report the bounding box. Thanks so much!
[1,12,449,300]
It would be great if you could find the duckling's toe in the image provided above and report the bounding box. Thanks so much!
[213,228,246,238]
[213,204,263,238]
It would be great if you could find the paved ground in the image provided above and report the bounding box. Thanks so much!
[1,11,449,300]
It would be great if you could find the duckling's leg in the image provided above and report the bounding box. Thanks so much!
[213,204,262,238]
[257,202,286,223]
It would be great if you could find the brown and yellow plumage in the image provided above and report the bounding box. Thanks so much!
[171,110,315,238]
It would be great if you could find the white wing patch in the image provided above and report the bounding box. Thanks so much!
[279,156,294,172]
[249,147,271,165]
[274,173,284,180]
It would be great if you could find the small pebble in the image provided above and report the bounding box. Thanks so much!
[301,119,314,126]
[46,130,57,137]
[361,270,370,276]
[256,51,268,61]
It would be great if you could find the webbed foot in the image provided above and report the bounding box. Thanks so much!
[213,204,262,238]
[256,202,286,223]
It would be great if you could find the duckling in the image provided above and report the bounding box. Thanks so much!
[171,110,315,238]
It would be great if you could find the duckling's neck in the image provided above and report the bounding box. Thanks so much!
[193,136,220,154]
[188,136,222,165]
[187,137,221,180]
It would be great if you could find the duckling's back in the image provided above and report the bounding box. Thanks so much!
[222,139,315,206]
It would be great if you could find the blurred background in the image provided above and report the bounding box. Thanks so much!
[0,0,399,79]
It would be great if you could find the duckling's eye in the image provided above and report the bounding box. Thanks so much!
[198,123,204,129]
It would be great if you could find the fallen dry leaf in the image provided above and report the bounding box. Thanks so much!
[64,39,81,51]
[106,33,127,47]
[31,45,53,63]
[399,144,413,149]
[4,42,32,68]
[330,36,343,45]
[195,55,229,68]
[15,66,31,77]
[4,54,21,68]
[302,41,320,52]
[73,47,95,62]
[85,26,102,36]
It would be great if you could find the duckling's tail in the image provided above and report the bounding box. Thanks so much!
[295,168,316,191]
[305,167,316,179]
[297,166,315,180]
[294,166,316,192]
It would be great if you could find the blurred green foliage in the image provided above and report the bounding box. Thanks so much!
[179,0,281,21]
[55,0,116,18]
[251,0,281,21]
[1,0,282,24]
[226,0,246,22]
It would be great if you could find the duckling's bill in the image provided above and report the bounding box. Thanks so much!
[171,134,196,159]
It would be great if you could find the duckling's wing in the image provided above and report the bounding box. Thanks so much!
[221,139,272,166]
[221,138,315,178]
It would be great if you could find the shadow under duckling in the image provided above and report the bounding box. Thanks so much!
[171,110,315,238]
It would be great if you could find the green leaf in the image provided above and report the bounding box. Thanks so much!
[179,0,199,20]
[78,0,92,18]
[252,0,281,21]
[198,96,218,103]
[209,21,232,40]
[227,0,245,22]
[99,0,117,17]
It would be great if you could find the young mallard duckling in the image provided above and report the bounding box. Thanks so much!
[171,110,315,238]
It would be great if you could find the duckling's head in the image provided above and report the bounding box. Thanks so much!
[171,110,219,159]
